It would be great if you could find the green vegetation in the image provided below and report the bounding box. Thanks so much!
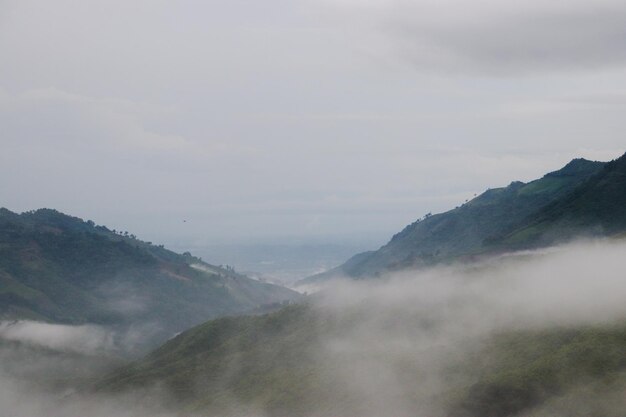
[98,303,626,417]
[449,324,626,417]
[497,153,626,248]
[97,304,345,416]
[5,154,626,416]
[301,154,626,284]
[300,159,608,284]
[0,208,300,350]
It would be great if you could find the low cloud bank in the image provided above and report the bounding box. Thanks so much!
[319,240,626,328]
[305,239,626,417]
[0,321,115,355]
[0,320,163,357]
[0,378,174,417]
[0,239,625,417]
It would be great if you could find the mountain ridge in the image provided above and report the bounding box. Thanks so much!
[299,155,621,286]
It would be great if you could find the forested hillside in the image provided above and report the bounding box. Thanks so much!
[0,208,300,349]
[300,154,626,285]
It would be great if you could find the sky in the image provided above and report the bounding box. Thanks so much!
[2,0,626,246]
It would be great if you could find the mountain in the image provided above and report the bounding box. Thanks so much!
[96,304,331,416]
[92,154,626,417]
[97,303,626,417]
[491,153,626,248]
[299,155,622,285]
[0,208,300,349]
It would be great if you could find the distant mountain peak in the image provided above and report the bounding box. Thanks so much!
[544,158,604,178]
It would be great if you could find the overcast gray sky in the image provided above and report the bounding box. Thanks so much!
[2,0,625,245]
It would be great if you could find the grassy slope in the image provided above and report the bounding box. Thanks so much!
[97,303,626,417]
[97,304,343,417]
[497,152,626,248]
[0,208,300,346]
[449,324,626,417]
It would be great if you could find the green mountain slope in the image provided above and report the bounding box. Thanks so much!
[97,303,626,417]
[299,157,608,284]
[97,304,337,416]
[493,153,626,248]
[450,325,626,417]
[0,208,300,349]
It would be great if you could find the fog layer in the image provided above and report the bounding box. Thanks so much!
[1,240,625,416]
[305,240,626,416]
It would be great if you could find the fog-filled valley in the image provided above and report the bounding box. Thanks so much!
[1,239,625,417]
[167,239,381,287]
[4,1,626,416]
[2,154,626,416]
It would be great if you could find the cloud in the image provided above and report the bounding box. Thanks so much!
[0,87,188,152]
[317,0,626,75]
[0,240,624,417]
[317,240,626,328]
[299,239,626,416]
[1,0,626,243]
[0,318,164,356]
[0,321,116,355]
